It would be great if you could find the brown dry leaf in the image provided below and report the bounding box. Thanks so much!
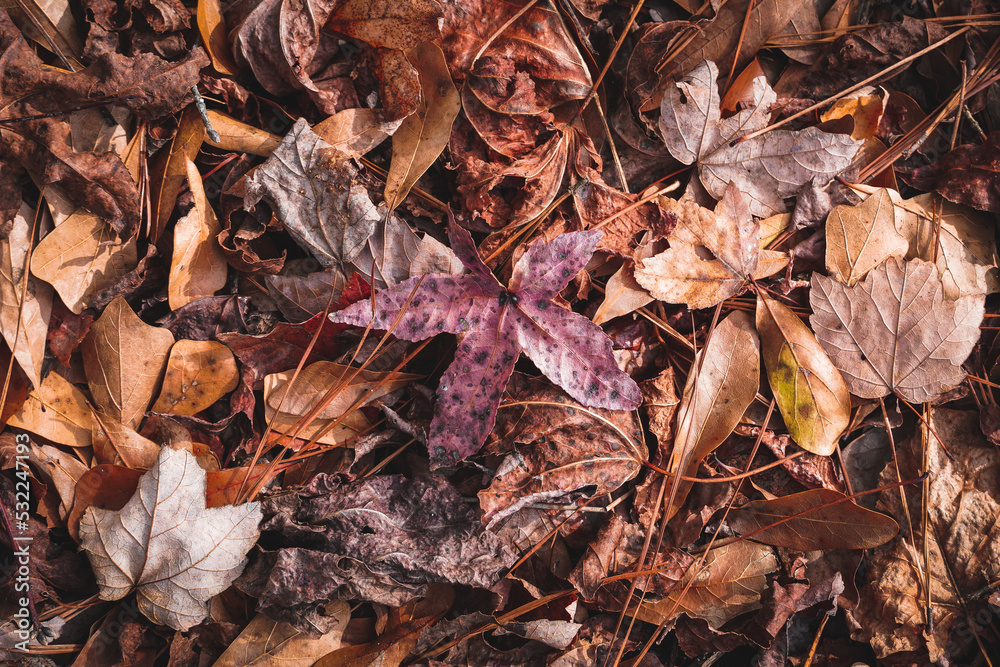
[168,154,227,309]
[91,410,161,469]
[265,270,346,322]
[593,236,658,325]
[79,447,261,631]
[204,109,281,157]
[810,258,983,403]
[27,440,89,521]
[851,185,1000,299]
[0,202,53,387]
[756,292,850,456]
[81,296,175,430]
[635,184,788,309]
[196,0,237,74]
[151,340,238,416]
[262,360,417,446]
[67,464,143,542]
[313,108,398,158]
[324,0,441,50]
[659,60,861,216]
[820,87,886,140]
[852,409,1000,662]
[637,540,778,628]
[9,0,83,67]
[478,374,646,528]
[666,311,759,519]
[383,42,460,210]
[213,609,349,667]
[149,105,206,243]
[9,371,93,449]
[825,187,909,286]
[728,488,897,550]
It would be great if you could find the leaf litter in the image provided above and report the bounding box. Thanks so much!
[3,2,1000,665]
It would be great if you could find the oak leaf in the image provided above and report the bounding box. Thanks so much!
[810,258,983,403]
[79,447,261,630]
[329,216,641,467]
[634,183,788,309]
[658,60,862,216]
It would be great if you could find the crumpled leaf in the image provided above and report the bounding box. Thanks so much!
[478,374,646,527]
[81,296,175,430]
[728,488,898,550]
[906,131,1000,213]
[330,216,641,467]
[851,409,1000,662]
[658,60,862,216]
[756,292,850,456]
[635,183,788,309]
[666,311,759,519]
[79,446,262,631]
[810,258,983,403]
[244,473,514,630]
[0,202,53,387]
[149,105,205,243]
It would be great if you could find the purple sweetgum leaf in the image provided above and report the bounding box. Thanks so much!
[329,216,641,467]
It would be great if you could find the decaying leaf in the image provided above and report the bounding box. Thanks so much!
[212,608,349,667]
[659,60,862,216]
[9,371,92,449]
[151,340,239,416]
[79,447,261,631]
[635,183,787,309]
[666,311,759,518]
[906,131,1000,214]
[81,297,175,429]
[810,258,983,403]
[728,488,898,550]
[168,153,227,309]
[330,216,641,466]
[756,292,850,455]
[825,187,909,286]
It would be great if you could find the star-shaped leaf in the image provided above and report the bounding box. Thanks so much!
[329,217,641,466]
[79,447,262,631]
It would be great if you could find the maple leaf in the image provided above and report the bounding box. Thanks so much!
[329,216,642,466]
[79,447,262,631]
[658,60,862,216]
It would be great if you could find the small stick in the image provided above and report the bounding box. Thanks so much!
[190,86,220,143]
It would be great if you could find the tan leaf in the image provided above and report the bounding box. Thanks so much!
[666,311,759,519]
[9,0,83,67]
[659,60,861,216]
[151,340,238,416]
[825,187,909,286]
[728,488,898,550]
[196,0,237,74]
[384,42,460,210]
[79,447,261,631]
[820,87,886,140]
[204,109,281,156]
[168,155,228,309]
[9,371,92,448]
[637,540,778,628]
[92,410,161,469]
[635,183,788,309]
[593,236,659,325]
[313,108,397,158]
[756,292,850,455]
[27,441,89,521]
[213,608,349,667]
[1,203,53,387]
[149,105,205,242]
[81,296,175,429]
[810,258,983,403]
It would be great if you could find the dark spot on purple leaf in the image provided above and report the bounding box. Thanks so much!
[536,300,549,310]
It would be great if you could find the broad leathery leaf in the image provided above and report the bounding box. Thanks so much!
[313,107,398,158]
[0,203,53,387]
[79,447,261,630]
[666,311,759,519]
[151,340,238,416]
[729,488,898,550]
[635,540,777,629]
[330,218,640,466]
[826,187,909,286]
[324,0,442,50]
[756,293,850,456]
[81,296,175,430]
[384,42,460,210]
[204,109,281,157]
[659,60,861,216]
[810,258,983,403]
[9,371,92,449]
[635,183,788,309]
[213,609,349,667]
[168,154,227,309]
